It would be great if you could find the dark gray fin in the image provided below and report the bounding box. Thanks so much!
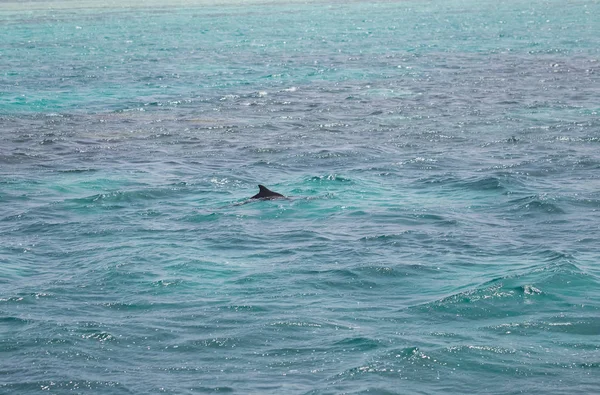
[250,185,285,199]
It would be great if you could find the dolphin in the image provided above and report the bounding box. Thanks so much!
[250,185,285,200]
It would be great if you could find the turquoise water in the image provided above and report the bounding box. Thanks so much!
[1,0,600,393]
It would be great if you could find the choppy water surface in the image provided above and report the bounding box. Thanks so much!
[1,0,600,393]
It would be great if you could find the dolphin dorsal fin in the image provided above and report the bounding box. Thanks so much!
[251,185,285,199]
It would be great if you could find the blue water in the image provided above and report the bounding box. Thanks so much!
[1,0,600,393]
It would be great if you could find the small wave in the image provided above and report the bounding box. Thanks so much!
[568,195,600,209]
[152,279,183,288]
[0,316,31,325]
[333,346,435,382]
[57,168,98,173]
[298,268,379,290]
[81,331,115,342]
[270,321,323,328]
[224,304,267,312]
[520,200,565,214]
[446,344,516,355]
[0,292,52,304]
[192,387,234,393]
[308,174,352,183]
[171,337,239,351]
[181,212,220,222]
[355,265,399,277]
[363,88,413,98]
[333,336,382,352]
[508,195,566,215]
[487,316,600,336]
[532,249,577,264]
[310,150,358,159]
[411,213,459,227]
[71,187,182,206]
[397,157,439,168]
[413,255,595,319]
[359,232,413,244]
[100,301,154,311]
[427,281,520,306]
[10,380,126,393]
[459,176,506,192]
[356,264,442,277]
[579,362,600,369]
[415,175,511,194]
[358,230,445,246]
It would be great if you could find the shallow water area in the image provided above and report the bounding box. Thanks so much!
[1,0,600,393]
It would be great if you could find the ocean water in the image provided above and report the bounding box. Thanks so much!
[1,0,600,393]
